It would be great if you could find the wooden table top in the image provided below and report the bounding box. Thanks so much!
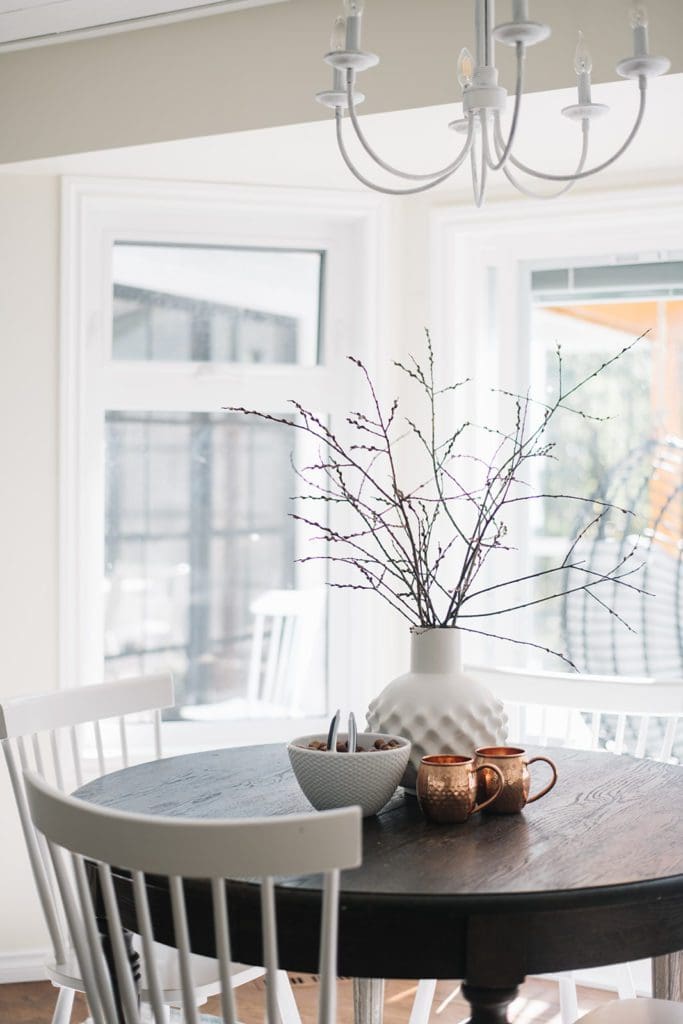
[77,741,683,913]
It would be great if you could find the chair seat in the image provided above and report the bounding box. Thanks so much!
[581,1000,683,1023]
[46,944,261,1006]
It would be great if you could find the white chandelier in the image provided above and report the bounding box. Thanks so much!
[316,1,670,205]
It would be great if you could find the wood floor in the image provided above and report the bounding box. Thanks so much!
[0,975,615,1023]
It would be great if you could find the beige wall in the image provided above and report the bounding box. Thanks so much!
[0,176,59,960]
[0,0,682,164]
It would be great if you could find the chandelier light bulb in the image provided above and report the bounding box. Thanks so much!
[574,31,593,75]
[629,5,648,29]
[330,15,346,52]
[457,47,475,88]
[343,0,364,15]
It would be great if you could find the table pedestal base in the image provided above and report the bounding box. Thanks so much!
[653,953,683,1001]
[353,978,385,1024]
[461,983,520,1024]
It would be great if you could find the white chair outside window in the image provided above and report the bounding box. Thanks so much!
[24,770,362,1024]
[182,587,326,720]
[0,675,301,1024]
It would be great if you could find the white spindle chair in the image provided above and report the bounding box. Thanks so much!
[413,668,683,1024]
[24,770,362,1024]
[0,675,295,1024]
[184,587,326,720]
[471,665,683,1024]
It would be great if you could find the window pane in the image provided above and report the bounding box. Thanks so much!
[112,243,323,365]
[528,260,683,677]
[104,411,326,718]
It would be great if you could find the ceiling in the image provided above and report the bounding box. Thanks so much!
[3,73,681,202]
[0,0,286,49]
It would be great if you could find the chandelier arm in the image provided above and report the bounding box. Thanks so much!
[334,109,475,196]
[485,41,525,172]
[506,77,647,182]
[471,111,489,208]
[496,121,590,199]
[345,71,474,180]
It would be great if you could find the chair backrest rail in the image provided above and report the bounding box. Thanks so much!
[0,674,173,738]
[469,664,683,716]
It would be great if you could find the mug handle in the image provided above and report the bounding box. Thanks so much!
[525,755,558,804]
[472,764,505,814]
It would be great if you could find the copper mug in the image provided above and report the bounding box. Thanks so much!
[474,746,558,814]
[417,755,505,824]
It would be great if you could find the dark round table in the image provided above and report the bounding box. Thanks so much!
[77,743,683,1024]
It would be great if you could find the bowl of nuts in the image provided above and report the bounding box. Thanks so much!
[287,732,411,816]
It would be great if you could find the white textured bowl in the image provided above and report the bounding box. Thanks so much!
[287,732,412,817]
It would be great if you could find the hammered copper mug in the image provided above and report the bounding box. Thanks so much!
[417,755,505,824]
[474,746,558,814]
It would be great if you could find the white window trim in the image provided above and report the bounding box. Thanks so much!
[429,184,683,666]
[60,176,389,746]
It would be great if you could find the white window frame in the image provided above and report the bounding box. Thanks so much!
[60,176,388,749]
[430,185,683,667]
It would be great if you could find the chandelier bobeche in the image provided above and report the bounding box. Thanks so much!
[316,0,670,205]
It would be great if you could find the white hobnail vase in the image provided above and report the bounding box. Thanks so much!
[366,627,508,790]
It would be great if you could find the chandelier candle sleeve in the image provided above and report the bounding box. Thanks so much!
[631,5,648,58]
[344,0,363,51]
[330,16,346,52]
[512,0,528,22]
[574,32,593,105]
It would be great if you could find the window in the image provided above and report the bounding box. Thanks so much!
[62,180,383,742]
[433,187,683,674]
[112,243,322,365]
[529,261,683,677]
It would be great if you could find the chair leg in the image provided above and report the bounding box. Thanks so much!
[51,987,75,1024]
[616,963,637,1000]
[275,970,303,1024]
[558,974,579,1024]
[408,979,437,1024]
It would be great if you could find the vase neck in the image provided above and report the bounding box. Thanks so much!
[410,628,463,673]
